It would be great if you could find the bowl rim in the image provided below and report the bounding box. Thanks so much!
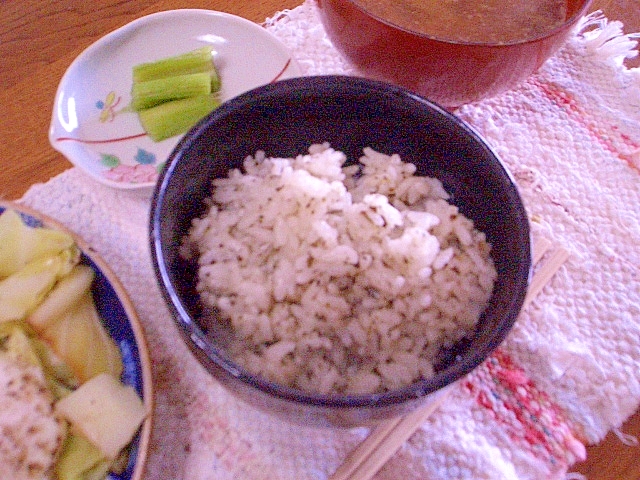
[331,0,594,47]
[150,74,531,410]
[0,200,154,480]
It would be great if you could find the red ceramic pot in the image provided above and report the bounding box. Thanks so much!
[317,0,592,107]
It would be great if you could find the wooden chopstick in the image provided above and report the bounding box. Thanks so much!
[524,245,570,308]
[531,235,552,265]
[329,239,570,480]
[330,389,451,480]
[330,418,402,480]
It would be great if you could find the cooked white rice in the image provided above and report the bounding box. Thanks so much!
[183,144,497,395]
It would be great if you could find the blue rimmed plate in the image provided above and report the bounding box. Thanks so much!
[0,201,153,480]
[49,9,302,191]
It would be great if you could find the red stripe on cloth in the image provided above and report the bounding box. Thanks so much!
[464,348,587,470]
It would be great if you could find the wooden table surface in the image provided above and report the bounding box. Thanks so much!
[1,0,638,478]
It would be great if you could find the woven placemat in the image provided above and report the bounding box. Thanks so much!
[19,2,640,478]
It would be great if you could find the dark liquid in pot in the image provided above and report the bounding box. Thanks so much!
[351,0,568,43]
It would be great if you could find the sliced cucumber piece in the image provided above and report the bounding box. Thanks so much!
[138,94,220,142]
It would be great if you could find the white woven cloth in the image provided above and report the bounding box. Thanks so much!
[20,2,640,479]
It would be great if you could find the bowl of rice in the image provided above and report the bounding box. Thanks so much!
[150,75,531,427]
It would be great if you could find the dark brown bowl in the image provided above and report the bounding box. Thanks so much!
[150,75,531,427]
[317,0,592,107]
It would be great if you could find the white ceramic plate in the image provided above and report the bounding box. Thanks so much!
[49,9,301,191]
[0,201,153,480]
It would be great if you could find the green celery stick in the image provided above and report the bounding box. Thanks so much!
[130,72,213,111]
[132,46,216,82]
[210,66,221,94]
[138,94,220,142]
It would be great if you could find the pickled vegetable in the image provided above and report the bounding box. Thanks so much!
[0,208,74,278]
[0,247,79,323]
[132,46,217,83]
[131,71,214,111]
[55,433,109,480]
[27,264,94,331]
[55,373,147,460]
[41,290,123,384]
[138,93,220,142]
[131,46,222,141]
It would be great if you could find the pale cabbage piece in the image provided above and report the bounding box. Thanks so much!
[0,209,74,279]
[55,433,109,480]
[0,325,41,368]
[27,264,95,331]
[0,247,79,323]
[55,373,147,460]
[41,290,123,384]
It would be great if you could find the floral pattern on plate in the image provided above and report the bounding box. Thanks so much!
[49,9,301,191]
